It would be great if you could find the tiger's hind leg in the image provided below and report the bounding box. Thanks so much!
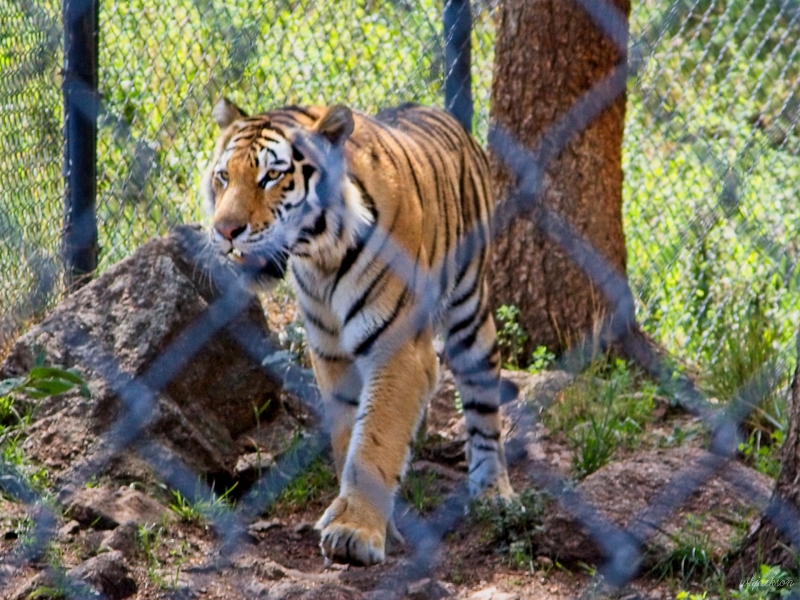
[444,280,514,499]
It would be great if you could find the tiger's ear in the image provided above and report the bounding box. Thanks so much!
[315,105,354,147]
[212,97,248,128]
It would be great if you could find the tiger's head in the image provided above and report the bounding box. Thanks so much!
[201,98,370,289]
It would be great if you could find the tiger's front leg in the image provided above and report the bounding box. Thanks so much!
[315,330,438,565]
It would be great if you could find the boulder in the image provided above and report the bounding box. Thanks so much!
[535,445,774,567]
[0,225,285,483]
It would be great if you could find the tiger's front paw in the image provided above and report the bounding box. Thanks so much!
[315,495,386,565]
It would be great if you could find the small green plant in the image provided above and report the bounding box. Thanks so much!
[272,455,337,515]
[546,356,655,477]
[469,488,547,572]
[0,362,89,497]
[528,345,555,374]
[738,430,783,479]
[676,592,707,600]
[495,305,529,369]
[652,517,718,587]
[401,469,442,514]
[569,403,619,478]
[137,522,175,589]
[168,481,238,523]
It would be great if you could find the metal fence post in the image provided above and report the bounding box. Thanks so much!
[62,0,99,290]
[443,0,473,133]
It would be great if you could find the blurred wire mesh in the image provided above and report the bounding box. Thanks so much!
[1,0,799,594]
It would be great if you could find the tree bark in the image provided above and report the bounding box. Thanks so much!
[488,0,631,357]
[727,330,800,584]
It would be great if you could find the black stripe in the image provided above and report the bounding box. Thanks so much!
[303,309,337,336]
[344,263,390,324]
[446,308,491,361]
[468,457,488,474]
[461,400,499,414]
[291,264,322,302]
[448,312,475,338]
[333,392,359,406]
[301,164,315,191]
[353,288,408,356]
[283,105,316,119]
[331,221,377,295]
[467,426,500,441]
[449,270,479,308]
[309,345,349,363]
[298,212,327,238]
[385,130,426,211]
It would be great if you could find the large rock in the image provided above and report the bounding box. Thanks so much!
[0,226,285,482]
[535,445,774,567]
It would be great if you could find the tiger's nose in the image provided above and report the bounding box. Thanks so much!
[215,222,248,240]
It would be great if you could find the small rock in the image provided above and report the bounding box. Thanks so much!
[57,519,81,541]
[249,518,283,532]
[293,521,315,534]
[3,530,18,540]
[534,555,553,569]
[406,577,453,600]
[66,550,137,600]
[67,485,168,529]
[235,451,275,475]
[468,588,519,600]
[99,521,139,558]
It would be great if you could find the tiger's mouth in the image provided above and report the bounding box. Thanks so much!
[226,248,288,280]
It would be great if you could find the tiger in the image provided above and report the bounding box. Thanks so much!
[201,97,515,565]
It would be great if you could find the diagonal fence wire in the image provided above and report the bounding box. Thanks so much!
[1,0,799,598]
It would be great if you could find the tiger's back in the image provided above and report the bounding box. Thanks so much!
[203,99,513,566]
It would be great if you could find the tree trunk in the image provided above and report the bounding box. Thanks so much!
[488,0,631,357]
[727,330,800,584]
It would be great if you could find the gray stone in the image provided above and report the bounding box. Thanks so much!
[536,445,774,566]
[66,485,168,529]
[0,226,284,482]
[66,550,137,600]
[99,520,140,558]
[56,519,81,541]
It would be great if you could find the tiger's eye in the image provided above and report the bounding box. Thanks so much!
[267,169,281,180]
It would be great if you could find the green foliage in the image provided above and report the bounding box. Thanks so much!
[545,356,656,478]
[168,481,238,523]
[401,469,442,514]
[469,488,547,572]
[651,517,719,588]
[271,455,337,515]
[737,429,783,479]
[0,361,89,497]
[528,346,556,374]
[495,305,529,369]
[732,564,797,600]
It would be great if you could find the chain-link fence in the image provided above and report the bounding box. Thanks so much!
[1,0,799,597]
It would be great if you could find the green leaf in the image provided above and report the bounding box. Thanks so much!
[25,380,75,397]
[27,366,85,385]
